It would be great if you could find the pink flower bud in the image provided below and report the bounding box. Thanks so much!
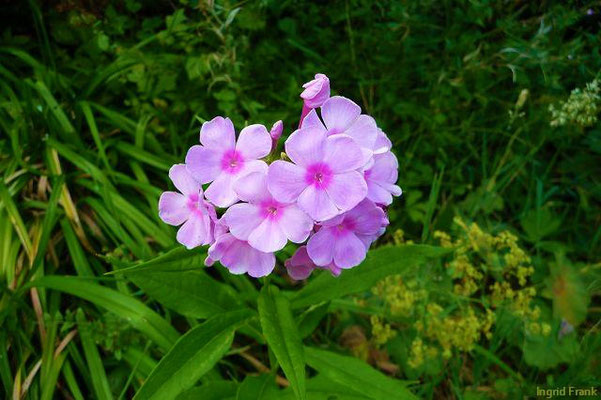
[300,73,330,108]
[270,120,283,141]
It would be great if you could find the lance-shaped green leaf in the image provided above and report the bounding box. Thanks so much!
[258,285,306,400]
[291,245,449,309]
[134,309,253,400]
[112,247,243,319]
[304,347,417,400]
[28,276,179,351]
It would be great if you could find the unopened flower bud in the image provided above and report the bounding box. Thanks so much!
[300,73,330,108]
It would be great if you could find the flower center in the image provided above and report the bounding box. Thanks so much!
[305,163,333,189]
[220,149,245,174]
[260,199,284,221]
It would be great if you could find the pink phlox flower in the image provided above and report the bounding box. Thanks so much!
[285,245,342,280]
[363,151,402,206]
[158,164,216,249]
[300,73,330,108]
[207,232,275,278]
[267,125,368,221]
[306,199,386,269]
[300,96,386,158]
[186,116,271,207]
[223,167,314,252]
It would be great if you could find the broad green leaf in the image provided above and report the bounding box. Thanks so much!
[304,347,417,400]
[29,276,179,351]
[133,309,253,400]
[177,381,238,400]
[548,260,589,326]
[291,245,448,309]
[113,247,243,318]
[258,285,306,400]
[236,374,279,400]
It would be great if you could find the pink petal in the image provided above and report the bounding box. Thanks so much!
[307,227,336,266]
[321,96,361,134]
[199,116,235,149]
[344,115,378,150]
[246,247,276,278]
[285,246,316,280]
[300,73,330,108]
[176,213,212,249]
[285,126,327,167]
[209,234,247,274]
[369,152,399,184]
[325,171,367,213]
[248,218,288,252]
[158,192,189,226]
[278,204,314,243]
[236,124,271,160]
[223,203,263,241]
[169,164,201,196]
[333,232,366,269]
[373,129,392,154]
[346,199,386,235]
[185,145,222,184]
[205,173,237,207]
[366,182,394,206]
[234,169,270,203]
[323,134,368,173]
[300,109,327,131]
[267,161,307,203]
[297,185,340,222]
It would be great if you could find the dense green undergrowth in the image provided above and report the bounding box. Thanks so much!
[0,1,600,399]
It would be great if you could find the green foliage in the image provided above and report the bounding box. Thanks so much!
[0,1,600,399]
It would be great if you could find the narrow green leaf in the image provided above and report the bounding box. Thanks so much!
[76,309,113,400]
[258,285,306,400]
[304,347,417,400]
[0,181,33,262]
[291,245,449,309]
[28,276,179,351]
[114,247,243,319]
[133,309,253,400]
[278,375,370,400]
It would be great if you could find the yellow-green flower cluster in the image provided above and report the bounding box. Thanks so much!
[549,79,600,127]
[370,217,550,371]
[372,276,424,317]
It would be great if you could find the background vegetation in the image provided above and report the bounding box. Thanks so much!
[0,0,600,399]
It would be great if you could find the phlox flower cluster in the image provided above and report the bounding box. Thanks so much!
[158,73,402,279]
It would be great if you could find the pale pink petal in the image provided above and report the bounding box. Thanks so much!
[300,73,330,108]
[366,182,394,206]
[373,129,392,154]
[321,96,361,134]
[199,116,235,149]
[185,145,223,184]
[223,203,263,241]
[210,234,248,274]
[307,227,336,266]
[246,248,276,278]
[278,204,313,243]
[205,173,237,207]
[343,115,378,150]
[325,171,367,213]
[333,232,366,269]
[369,152,399,184]
[238,160,269,180]
[324,263,342,276]
[169,164,201,196]
[234,169,270,203]
[158,192,189,226]
[323,134,368,172]
[267,161,307,203]
[248,218,288,252]
[297,185,340,222]
[285,246,315,280]
[346,199,386,235]
[300,109,327,130]
[285,126,327,167]
[236,124,271,160]
[176,213,211,249]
